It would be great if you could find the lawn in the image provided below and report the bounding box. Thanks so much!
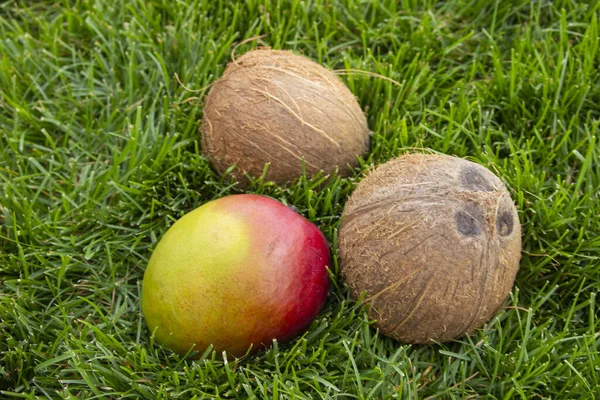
[1,0,599,398]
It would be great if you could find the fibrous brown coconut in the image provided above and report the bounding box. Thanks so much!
[339,154,521,344]
[201,49,370,185]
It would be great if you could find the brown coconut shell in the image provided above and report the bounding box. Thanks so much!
[339,154,521,344]
[201,49,370,185]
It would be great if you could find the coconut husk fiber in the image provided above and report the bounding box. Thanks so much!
[201,48,370,185]
[339,154,522,344]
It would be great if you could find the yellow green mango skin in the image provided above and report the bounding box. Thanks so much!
[141,194,330,357]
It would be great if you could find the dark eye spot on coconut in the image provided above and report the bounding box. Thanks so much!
[455,210,481,237]
[496,211,514,237]
[455,204,485,237]
[461,167,493,192]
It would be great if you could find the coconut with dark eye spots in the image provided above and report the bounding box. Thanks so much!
[201,48,370,186]
[339,154,521,344]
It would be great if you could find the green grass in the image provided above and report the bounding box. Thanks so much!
[1,0,599,398]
